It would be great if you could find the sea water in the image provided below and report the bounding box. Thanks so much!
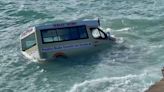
[0,0,164,92]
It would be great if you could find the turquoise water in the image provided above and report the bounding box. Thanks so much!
[1,0,164,92]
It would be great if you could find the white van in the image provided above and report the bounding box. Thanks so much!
[20,19,116,62]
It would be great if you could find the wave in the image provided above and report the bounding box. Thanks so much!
[67,73,153,92]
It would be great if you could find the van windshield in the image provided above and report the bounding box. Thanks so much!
[41,26,88,43]
[21,33,36,51]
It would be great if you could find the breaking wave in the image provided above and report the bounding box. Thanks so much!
[68,73,153,92]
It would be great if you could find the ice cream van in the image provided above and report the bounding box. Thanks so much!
[20,19,116,62]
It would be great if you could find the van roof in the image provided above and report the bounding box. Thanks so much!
[35,19,100,30]
[20,19,100,39]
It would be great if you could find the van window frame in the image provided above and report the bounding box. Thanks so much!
[21,33,36,51]
[40,25,89,44]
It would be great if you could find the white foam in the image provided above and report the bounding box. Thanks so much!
[115,27,131,32]
[104,28,127,44]
[67,73,152,92]
[106,28,112,32]
[115,37,124,44]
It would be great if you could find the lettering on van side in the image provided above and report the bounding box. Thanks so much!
[41,42,92,52]
[53,22,76,28]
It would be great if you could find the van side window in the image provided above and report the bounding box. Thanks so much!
[21,33,36,51]
[41,26,88,43]
[42,30,58,42]
[78,26,88,39]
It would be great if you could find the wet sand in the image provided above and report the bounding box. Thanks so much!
[145,78,164,92]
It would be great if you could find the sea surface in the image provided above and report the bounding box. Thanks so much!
[1,0,164,92]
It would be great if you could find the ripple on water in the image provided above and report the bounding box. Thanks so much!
[0,0,164,92]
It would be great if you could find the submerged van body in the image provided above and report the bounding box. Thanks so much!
[20,19,116,62]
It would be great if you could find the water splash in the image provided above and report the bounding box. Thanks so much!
[68,73,153,92]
